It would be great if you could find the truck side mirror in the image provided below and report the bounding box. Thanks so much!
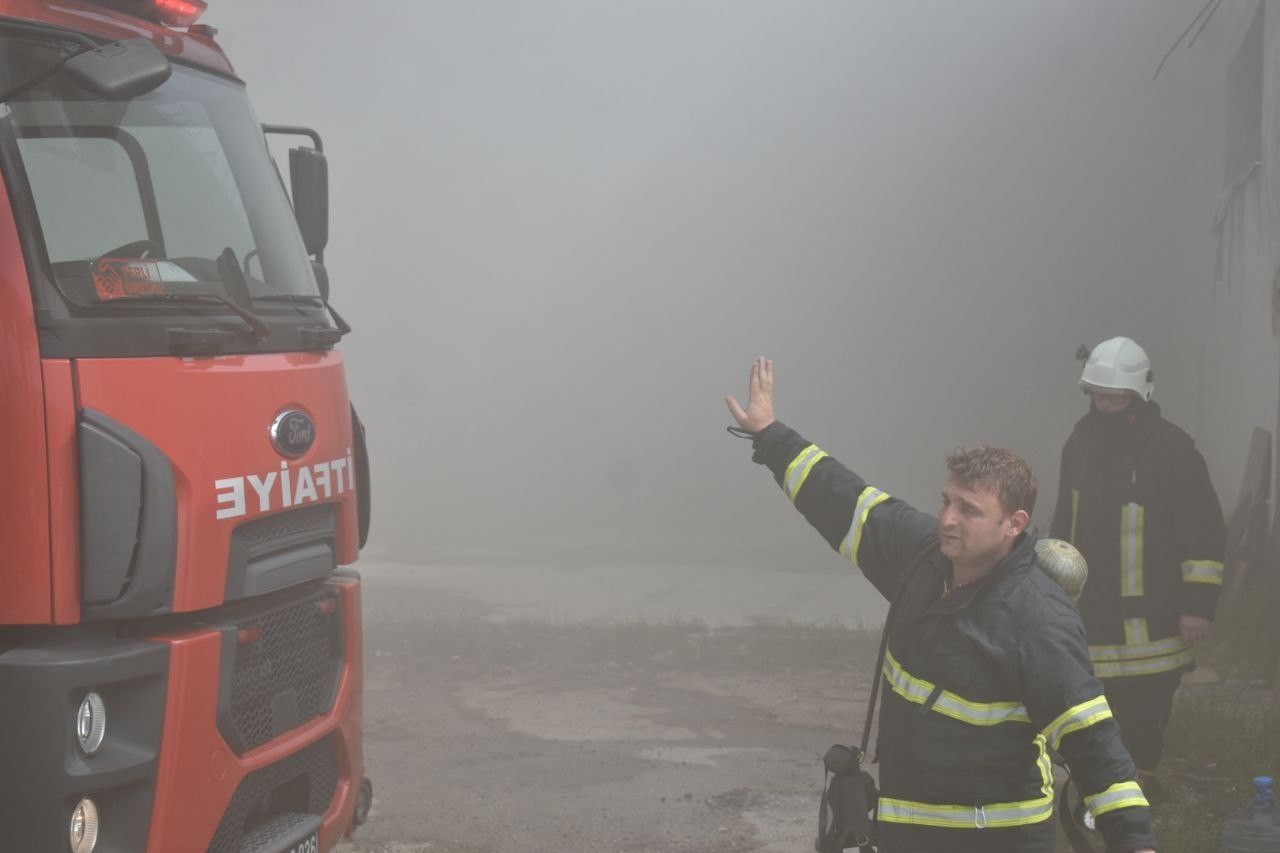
[290,146,328,257]
[63,37,172,99]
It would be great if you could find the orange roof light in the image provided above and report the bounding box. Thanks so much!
[152,0,207,27]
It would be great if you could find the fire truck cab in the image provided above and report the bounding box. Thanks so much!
[0,2,371,851]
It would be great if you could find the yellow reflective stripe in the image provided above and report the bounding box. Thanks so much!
[1094,649,1193,678]
[877,742,1054,828]
[1034,735,1053,802]
[1093,628,1193,678]
[1123,617,1149,646]
[1070,488,1079,544]
[882,649,1030,726]
[1090,633,1186,662]
[1120,502,1144,596]
[1085,781,1149,816]
[1041,695,1112,751]
[876,797,1054,829]
[839,486,892,565]
[1182,559,1224,585]
[782,444,828,502]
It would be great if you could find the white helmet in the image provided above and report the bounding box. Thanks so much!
[1079,336,1153,401]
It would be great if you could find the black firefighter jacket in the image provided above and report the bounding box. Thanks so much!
[1050,402,1226,680]
[751,422,1155,853]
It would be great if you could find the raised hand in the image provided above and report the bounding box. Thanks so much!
[725,356,777,433]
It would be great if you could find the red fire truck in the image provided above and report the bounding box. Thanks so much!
[0,1,372,851]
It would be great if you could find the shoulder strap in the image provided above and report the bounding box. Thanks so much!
[860,538,936,756]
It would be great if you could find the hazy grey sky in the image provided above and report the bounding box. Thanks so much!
[211,1,1225,568]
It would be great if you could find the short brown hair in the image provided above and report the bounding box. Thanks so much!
[945,446,1037,516]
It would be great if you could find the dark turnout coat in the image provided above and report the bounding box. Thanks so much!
[751,422,1155,852]
[1051,401,1225,680]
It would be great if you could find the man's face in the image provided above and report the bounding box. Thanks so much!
[1090,390,1133,413]
[938,476,1025,570]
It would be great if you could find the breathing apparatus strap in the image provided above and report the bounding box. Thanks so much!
[861,539,935,757]
[817,540,937,853]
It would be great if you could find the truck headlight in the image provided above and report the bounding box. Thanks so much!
[69,797,99,853]
[76,693,107,755]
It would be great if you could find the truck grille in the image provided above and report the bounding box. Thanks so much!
[234,505,334,547]
[220,587,343,753]
[207,735,338,853]
[226,505,338,602]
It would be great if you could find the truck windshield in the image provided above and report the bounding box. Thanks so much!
[0,27,327,356]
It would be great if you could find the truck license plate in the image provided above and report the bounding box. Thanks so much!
[285,832,318,853]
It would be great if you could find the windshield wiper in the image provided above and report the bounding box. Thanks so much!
[252,293,347,345]
[186,245,350,338]
[197,292,271,339]
[253,293,351,336]
[213,247,271,339]
[102,292,270,341]
[253,294,323,305]
[249,294,344,345]
[89,247,268,342]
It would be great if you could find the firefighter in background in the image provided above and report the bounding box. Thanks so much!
[1050,336,1226,799]
[726,357,1156,853]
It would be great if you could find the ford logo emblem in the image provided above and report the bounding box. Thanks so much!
[270,410,316,458]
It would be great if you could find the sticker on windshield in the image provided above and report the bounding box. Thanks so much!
[93,258,166,300]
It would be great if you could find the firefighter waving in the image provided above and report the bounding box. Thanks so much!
[726,357,1156,853]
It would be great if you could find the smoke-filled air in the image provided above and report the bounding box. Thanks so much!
[202,2,1280,850]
